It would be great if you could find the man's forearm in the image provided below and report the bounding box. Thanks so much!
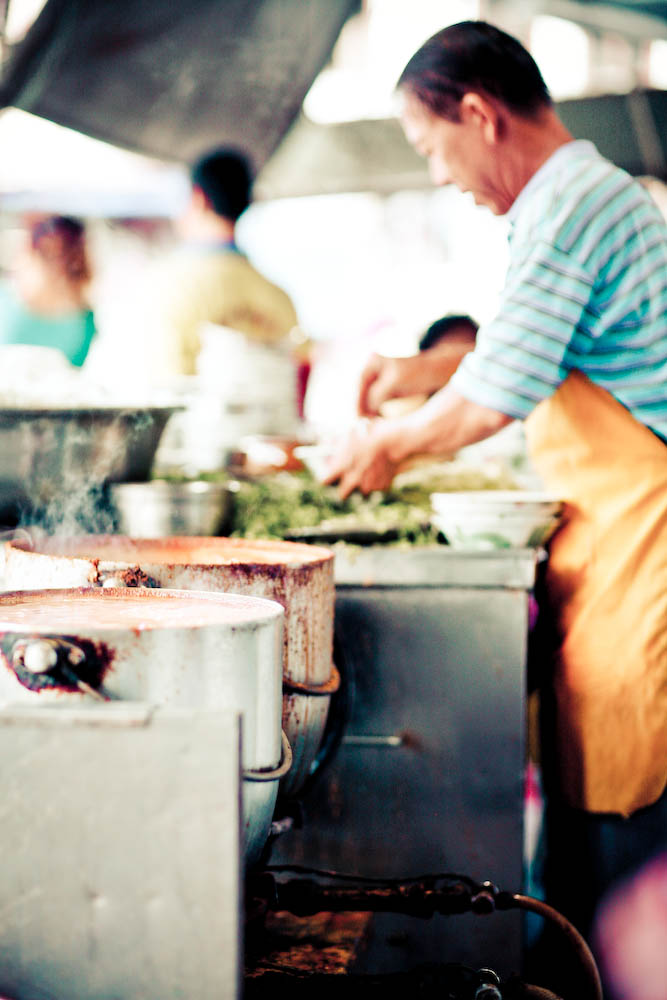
[395,345,473,397]
[385,385,513,464]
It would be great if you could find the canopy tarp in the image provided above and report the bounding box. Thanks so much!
[0,0,361,171]
[0,0,665,206]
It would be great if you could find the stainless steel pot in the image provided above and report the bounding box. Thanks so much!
[0,586,285,867]
[4,534,337,796]
[109,480,234,537]
[0,406,179,522]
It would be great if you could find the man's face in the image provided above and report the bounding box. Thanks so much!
[399,90,512,215]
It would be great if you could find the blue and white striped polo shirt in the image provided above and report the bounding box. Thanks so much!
[450,140,667,440]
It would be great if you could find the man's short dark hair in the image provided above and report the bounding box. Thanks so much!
[397,20,552,122]
[418,314,479,352]
[190,147,254,220]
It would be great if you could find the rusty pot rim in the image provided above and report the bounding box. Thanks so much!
[7,533,335,570]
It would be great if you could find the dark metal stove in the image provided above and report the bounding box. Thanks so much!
[245,547,604,997]
[268,546,538,977]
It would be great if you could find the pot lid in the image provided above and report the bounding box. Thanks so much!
[0,587,284,631]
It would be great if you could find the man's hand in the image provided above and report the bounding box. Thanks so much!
[325,386,514,499]
[357,346,473,417]
[357,354,409,416]
[323,419,401,498]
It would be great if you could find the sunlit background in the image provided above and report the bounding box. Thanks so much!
[0,0,666,431]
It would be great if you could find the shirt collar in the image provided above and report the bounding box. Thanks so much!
[506,140,599,224]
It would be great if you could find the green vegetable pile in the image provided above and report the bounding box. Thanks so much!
[226,462,520,547]
[159,460,521,547]
[228,472,439,546]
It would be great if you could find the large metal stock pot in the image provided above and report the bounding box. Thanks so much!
[4,535,337,796]
[0,405,179,522]
[0,587,285,867]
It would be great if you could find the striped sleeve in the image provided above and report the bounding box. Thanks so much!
[450,240,594,418]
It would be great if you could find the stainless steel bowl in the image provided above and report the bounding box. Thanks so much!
[0,406,179,522]
[110,480,234,537]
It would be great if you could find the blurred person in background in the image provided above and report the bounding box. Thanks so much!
[325,20,667,992]
[358,313,478,417]
[0,215,96,367]
[592,850,667,1000]
[132,146,298,381]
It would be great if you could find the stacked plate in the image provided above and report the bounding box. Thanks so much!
[430,490,564,549]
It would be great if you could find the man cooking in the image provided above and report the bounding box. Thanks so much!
[325,18,667,969]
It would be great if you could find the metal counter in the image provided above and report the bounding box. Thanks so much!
[272,545,539,978]
[0,704,243,1000]
[332,544,539,588]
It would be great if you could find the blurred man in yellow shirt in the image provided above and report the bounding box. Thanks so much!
[140,147,298,380]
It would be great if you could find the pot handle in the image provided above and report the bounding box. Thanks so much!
[244,730,292,782]
[10,638,115,701]
[282,664,340,696]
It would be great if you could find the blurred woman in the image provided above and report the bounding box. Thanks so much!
[0,215,96,366]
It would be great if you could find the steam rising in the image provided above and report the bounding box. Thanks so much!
[25,481,117,537]
[0,348,177,537]
[1,408,175,537]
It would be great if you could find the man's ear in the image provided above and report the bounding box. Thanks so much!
[459,92,502,143]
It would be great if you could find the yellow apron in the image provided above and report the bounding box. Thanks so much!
[524,370,667,816]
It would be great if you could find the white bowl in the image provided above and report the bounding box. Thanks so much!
[431,490,561,509]
[430,491,564,549]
